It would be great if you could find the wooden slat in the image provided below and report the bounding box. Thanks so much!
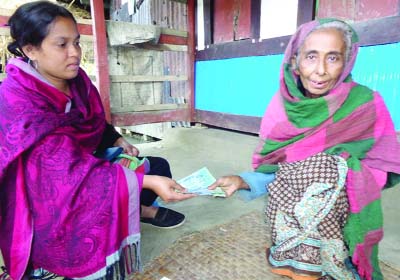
[112,103,188,113]
[188,0,196,122]
[111,109,191,126]
[137,43,188,52]
[90,0,111,122]
[251,0,261,39]
[110,75,187,83]
[160,27,188,37]
[159,34,187,45]
[203,0,213,46]
[0,73,6,82]
[297,0,316,27]
[196,110,261,134]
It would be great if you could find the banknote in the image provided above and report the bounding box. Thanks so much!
[177,167,226,197]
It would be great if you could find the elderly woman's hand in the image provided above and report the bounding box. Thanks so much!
[208,175,249,197]
[113,137,140,157]
[143,175,196,202]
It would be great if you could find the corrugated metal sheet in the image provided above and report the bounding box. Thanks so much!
[131,0,152,25]
[151,0,187,30]
[110,0,190,135]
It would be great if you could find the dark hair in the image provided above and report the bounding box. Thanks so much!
[7,1,76,58]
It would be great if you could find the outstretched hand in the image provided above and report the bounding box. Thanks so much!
[144,175,196,202]
[208,175,249,197]
[113,137,140,157]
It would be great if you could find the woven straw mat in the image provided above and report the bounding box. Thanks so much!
[132,211,400,280]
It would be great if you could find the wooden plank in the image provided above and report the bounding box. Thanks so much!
[90,0,111,122]
[353,16,400,46]
[196,110,261,134]
[188,0,196,122]
[196,35,291,60]
[160,28,188,37]
[196,14,400,60]
[111,109,191,126]
[0,73,6,82]
[251,0,261,39]
[159,34,187,45]
[235,0,252,40]
[213,0,235,43]
[297,0,316,27]
[112,103,188,113]
[110,75,188,82]
[203,0,212,46]
[137,43,188,52]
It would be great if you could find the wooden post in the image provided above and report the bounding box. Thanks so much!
[187,0,196,122]
[90,0,111,122]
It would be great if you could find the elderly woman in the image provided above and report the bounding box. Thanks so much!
[0,1,194,279]
[211,19,400,279]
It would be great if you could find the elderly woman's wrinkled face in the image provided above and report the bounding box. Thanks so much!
[293,28,346,98]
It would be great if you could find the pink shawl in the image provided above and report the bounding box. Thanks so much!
[253,19,400,279]
[0,59,142,279]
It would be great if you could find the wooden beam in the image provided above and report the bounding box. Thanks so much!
[160,28,188,37]
[196,110,261,134]
[111,104,188,113]
[135,43,188,52]
[353,16,400,46]
[90,0,111,122]
[187,0,196,122]
[111,109,191,126]
[159,34,187,45]
[297,0,316,27]
[251,0,261,39]
[196,14,400,60]
[196,35,291,60]
[203,0,213,46]
[110,75,188,82]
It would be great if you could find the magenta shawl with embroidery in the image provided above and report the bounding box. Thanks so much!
[253,19,400,279]
[0,59,142,279]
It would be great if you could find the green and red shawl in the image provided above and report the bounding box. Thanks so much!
[253,19,400,280]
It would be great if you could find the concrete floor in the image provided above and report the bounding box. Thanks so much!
[1,126,399,275]
[135,127,400,271]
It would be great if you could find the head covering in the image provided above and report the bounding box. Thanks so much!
[253,19,400,280]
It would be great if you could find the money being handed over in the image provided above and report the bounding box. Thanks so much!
[177,167,226,197]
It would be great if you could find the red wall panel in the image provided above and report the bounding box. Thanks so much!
[235,0,251,40]
[213,0,252,43]
[213,0,235,43]
[355,0,398,21]
[318,0,399,22]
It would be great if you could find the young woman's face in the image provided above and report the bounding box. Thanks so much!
[25,16,81,90]
[293,28,346,98]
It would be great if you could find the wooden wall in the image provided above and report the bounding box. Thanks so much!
[194,0,400,133]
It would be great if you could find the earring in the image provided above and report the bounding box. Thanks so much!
[28,59,38,70]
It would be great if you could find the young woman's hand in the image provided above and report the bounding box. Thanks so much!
[143,175,196,202]
[113,137,140,157]
[208,175,249,197]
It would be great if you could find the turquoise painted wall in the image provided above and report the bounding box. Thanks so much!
[195,42,400,130]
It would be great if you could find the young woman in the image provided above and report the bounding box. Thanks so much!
[0,1,194,279]
[211,19,400,279]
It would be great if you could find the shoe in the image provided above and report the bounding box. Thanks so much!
[140,207,185,229]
